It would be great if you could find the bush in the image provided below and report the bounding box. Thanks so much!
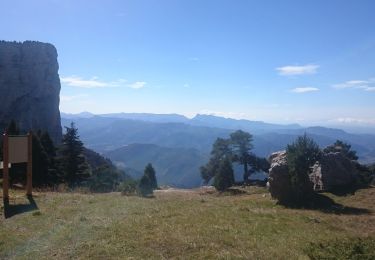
[304,237,375,260]
[89,165,121,193]
[286,134,321,205]
[118,179,138,196]
[213,157,234,191]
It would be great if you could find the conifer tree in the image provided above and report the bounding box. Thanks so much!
[144,163,157,190]
[230,130,253,182]
[137,163,157,196]
[59,122,90,186]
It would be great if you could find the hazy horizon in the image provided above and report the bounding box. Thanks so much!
[1,0,375,129]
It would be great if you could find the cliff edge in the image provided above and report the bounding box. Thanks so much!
[0,40,62,143]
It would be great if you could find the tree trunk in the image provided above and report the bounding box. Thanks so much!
[243,162,249,183]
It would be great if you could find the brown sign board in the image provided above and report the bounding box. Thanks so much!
[2,133,32,200]
[8,136,28,163]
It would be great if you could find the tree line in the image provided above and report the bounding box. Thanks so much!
[0,120,159,196]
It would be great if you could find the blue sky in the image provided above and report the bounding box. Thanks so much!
[1,0,375,127]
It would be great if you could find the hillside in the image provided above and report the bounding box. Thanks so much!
[104,144,208,188]
[61,114,375,161]
[1,187,374,259]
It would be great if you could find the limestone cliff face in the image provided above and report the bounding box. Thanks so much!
[0,41,62,143]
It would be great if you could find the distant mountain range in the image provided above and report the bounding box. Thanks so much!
[61,112,375,187]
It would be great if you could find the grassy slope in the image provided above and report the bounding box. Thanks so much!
[0,187,374,259]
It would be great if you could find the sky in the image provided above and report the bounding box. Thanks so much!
[1,0,375,128]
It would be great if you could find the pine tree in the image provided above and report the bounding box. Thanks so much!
[144,163,157,189]
[200,138,231,184]
[39,131,60,184]
[59,122,90,186]
[137,163,157,196]
[230,130,253,183]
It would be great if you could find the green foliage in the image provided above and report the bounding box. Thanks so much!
[324,140,358,161]
[213,157,234,191]
[230,130,253,182]
[304,237,375,260]
[355,163,375,186]
[89,165,122,193]
[144,163,157,190]
[200,138,231,184]
[286,134,321,205]
[200,130,267,185]
[118,178,138,195]
[31,133,50,186]
[58,122,90,186]
[137,163,157,196]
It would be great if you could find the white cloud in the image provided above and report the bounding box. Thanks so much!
[364,87,375,91]
[276,64,319,76]
[291,87,319,93]
[333,78,375,91]
[128,81,146,89]
[60,76,120,88]
[334,117,375,125]
[61,76,146,90]
[60,94,88,102]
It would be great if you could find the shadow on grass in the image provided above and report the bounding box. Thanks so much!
[3,195,38,219]
[284,193,372,215]
[221,188,248,196]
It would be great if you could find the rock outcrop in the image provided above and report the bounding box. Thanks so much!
[309,152,357,191]
[267,149,359,199]
[0,41,62,143]
[267,151,292,203]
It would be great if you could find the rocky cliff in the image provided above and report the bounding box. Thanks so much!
[0,41,62,143]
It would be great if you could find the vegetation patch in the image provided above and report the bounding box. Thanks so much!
[304,237,375,260]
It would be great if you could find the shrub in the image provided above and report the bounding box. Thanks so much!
[118,178,138,196]
[213,157,234,191]
[286,134,321,205]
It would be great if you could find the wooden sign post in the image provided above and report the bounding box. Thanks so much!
[2,132,33,200]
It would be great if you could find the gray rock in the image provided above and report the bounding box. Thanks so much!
[267,151,292,203]
[309,152,357,191]
[0,41,62,143]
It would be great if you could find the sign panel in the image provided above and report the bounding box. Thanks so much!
[8,136,28,163]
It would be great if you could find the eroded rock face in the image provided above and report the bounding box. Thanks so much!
[0,41,62,143]
[309,152,357,191]
[267,151,291,203]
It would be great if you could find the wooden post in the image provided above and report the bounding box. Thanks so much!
[3,133,9,200]
[26,132,32,196]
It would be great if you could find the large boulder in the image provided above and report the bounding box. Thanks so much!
[267,151,292,203]
[309,152,357,191]
[0,41,62,143]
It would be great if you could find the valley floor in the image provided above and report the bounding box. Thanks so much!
[0,186,374,259]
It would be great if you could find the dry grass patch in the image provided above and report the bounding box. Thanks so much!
[0,186,374,259]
